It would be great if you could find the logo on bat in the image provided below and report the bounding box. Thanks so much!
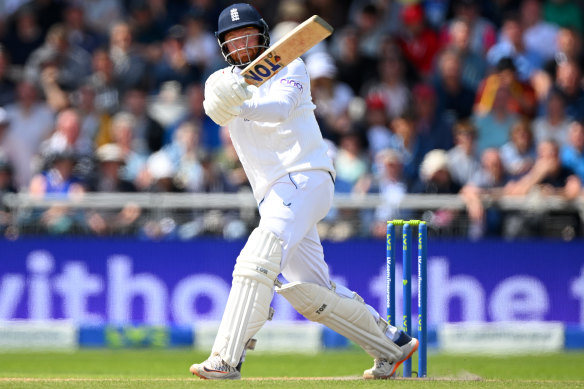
[243,53,283,83]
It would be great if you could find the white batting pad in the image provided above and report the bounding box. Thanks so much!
[276,281,402,361]
[212,227,282,366]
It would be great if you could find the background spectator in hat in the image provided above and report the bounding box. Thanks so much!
[500,118,537,179]
[396,3,441,79]
[412,83,454,153]
[84,143,142,236]
[162,121,205,193]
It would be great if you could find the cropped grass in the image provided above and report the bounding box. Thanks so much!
[0,349,583,388]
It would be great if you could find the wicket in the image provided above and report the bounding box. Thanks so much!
[386,219,427,378]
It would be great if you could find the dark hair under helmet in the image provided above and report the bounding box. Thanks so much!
[215,3,270,67]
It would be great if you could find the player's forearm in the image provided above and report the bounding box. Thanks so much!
[240,94,297,122]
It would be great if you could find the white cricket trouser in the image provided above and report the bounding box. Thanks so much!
[258,169,400,341]
[258,170,333,286]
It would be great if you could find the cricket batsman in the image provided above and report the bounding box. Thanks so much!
[189,3,418,380]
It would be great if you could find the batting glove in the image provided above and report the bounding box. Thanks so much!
[203,94,242,126]
[205,68,253,107]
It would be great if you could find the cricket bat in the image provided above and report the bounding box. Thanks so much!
[241,15,333,87]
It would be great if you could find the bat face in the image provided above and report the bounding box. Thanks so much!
[243,53,283,84]
[241,15,333,87]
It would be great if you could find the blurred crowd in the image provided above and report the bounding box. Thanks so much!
[0,0,584,240]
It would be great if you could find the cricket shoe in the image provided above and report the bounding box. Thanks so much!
[190,354,241,380]
[363,331,419,379]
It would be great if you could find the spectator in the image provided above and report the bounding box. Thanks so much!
[362,93,403,158]
[412,84,453,154]
[445,19,487,90]
[334,130,370,194]
[183,10,222,74]
[109,22,150,94]
[0,107,29,190]
[432,48,475,124]
[39,108,90,158]
[447,120,481,187]
[351,3,385,59]
[553,59,584,120]
[533,88,572,146]
[415,149,461,194]
[332,25,378,95]
[396,3,440,78]
[121,85,164,154]
[5,80,55,184]
[108,112,148,187]
[306,52,354,143]
[521,0,559,61]
[63,3,104,55]
[461,148,510,239]
[163,121,204,192]
[366,52,410,120]
[474,57,537,118]
[506,139,581,199]
[72,82,110,153]
[86,48,121,115]
[445,0,496,56]
[213,126,249,192]
[91,143,136,192]
[504,139,582,238]
[29,149,85,197]
[561,120,584,182]
[486,13,543,82]
[473,86,520,155]
[1,6,44,66]
[371,148,409,238]
[152,24,201,93]
[500,118,537,179]
[24,23,92,91]
[166,83,219,151]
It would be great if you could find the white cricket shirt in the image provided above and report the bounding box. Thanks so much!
[227,58,335,202]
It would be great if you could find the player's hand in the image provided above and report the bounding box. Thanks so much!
[206,68,252,106]
[203,94,242,126]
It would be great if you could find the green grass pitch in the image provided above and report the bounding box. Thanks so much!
[0,350,583,388]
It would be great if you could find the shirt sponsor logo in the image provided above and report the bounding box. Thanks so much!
[280,78,303,92]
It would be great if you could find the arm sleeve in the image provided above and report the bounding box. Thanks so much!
[239,60,308,123]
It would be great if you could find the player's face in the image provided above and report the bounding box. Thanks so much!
[224,27,261,65]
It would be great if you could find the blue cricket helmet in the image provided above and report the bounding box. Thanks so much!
[215,3,270,66]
